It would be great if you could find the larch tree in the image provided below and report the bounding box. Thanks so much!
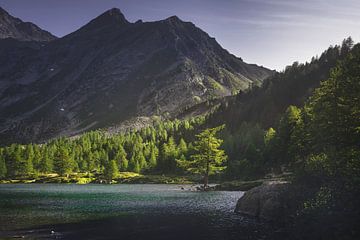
[177,125,227,188]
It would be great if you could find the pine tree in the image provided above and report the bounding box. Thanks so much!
[148,145,158,169]
[54,147,73,177]
[276,105,302,167]
[163,137,178,172]
[178,138,188,156]
[119,158,129,171]
[0,150,7,178]
[32,144,42,172]
[104,160,119,182]
[137,152,147,170]
[23,145,34,176]
[133,160,140,173]
[114,145,128,171]
[177,125,227,188]
[39,151,53,173]
[129,154,137,172]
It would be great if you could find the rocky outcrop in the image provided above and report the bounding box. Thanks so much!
[235,181,296,221]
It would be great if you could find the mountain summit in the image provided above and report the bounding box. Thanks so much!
[0,7,56,41]
[0,8,273,144]
[83,8,130,29]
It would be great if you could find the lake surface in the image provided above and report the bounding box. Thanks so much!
[0,184,275,240]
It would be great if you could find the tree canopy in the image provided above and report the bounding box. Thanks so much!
[177,125,227,187]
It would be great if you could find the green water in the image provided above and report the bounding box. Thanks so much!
[0,184,272,240]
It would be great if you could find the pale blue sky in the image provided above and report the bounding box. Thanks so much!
[1,0,359,70]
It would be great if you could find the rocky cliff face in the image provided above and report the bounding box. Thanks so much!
[0,8,273,144]
[0,7,56,41]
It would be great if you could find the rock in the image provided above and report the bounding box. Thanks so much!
[235,181,294,221]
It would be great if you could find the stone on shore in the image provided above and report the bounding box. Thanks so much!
[235,181,295,221]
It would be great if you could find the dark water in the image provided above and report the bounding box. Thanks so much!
[0,184,275,240]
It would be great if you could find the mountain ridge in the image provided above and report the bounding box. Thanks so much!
[0,7,273,144]
[0,7,56,41]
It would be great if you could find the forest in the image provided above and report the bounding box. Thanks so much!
[0,117,208,180]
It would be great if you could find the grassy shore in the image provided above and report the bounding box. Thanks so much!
[0,172,291,192]
[0,172,199,185]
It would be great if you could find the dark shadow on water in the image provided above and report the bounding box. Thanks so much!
[0,185,292,240]
[0,213,289,240]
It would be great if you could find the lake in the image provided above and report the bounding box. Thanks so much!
[0,184,275,240]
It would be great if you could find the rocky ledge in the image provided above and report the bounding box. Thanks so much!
[235,181,298,221]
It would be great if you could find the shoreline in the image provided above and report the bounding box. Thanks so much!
[0,172,267,191]
[0,172,290,192]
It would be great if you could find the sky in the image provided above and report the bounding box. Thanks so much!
[0,0,359,71]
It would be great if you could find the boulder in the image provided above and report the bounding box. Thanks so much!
[235,181,294,221]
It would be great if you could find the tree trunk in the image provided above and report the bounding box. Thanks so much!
[204,174,208,189]
[204,159,209,189]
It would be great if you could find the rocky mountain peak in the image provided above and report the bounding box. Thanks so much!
[0,6,8,15]
[0,7,56,41]
[166,15,181,22]
[0,7,17,21]
[86,8,130,28]
[163,15,186,26]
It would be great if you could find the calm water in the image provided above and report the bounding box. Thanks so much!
[0,184,274,240]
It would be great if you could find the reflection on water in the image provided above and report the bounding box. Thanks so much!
[0,184,273,240]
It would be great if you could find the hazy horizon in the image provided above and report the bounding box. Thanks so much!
[0,0,359,70]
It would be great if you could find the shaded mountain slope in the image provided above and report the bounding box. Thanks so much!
[0,8,273,144]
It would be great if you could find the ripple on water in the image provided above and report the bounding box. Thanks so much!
[0,184,272,240]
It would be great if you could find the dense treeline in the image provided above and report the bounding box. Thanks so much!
[0,117,206,179]
[262,39,360,238]
[208,37,354,130]
[213,37,359,180]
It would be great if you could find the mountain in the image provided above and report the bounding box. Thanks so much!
[0,8,273,144]
[0,7,56,41]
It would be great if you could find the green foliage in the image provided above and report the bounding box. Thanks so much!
[54,147,73,177]
[0,150,7,179]
[294,43,360,184]
[222,123,266,180]
[207,41,349,132]
[0,117,207,179]
[260,40,360,237]
[264,128,276,145]
[177,125,227,187]
[104,160,119,182]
